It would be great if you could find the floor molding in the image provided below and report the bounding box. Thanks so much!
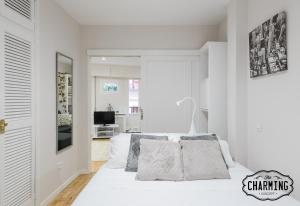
[78,168,91,175]
[40,172,79,206]
[46,162,105,206]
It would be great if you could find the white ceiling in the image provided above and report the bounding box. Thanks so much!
[54,0,229,26]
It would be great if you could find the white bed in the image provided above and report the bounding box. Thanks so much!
[72,163,299,206]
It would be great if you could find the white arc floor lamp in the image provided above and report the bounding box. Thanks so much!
[176,97,197,136]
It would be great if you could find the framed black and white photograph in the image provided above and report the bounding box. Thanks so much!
[249,11,287,78]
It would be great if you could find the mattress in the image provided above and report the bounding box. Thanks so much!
[72,163,300,206]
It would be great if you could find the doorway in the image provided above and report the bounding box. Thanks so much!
[88,56,142,164]
[85,50,202,173]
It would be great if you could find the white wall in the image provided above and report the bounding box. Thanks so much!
[226,0,248,164]
[37,0,81,205]
[81,25,219,49]
[90,64,141,78]
[227,0,300,200]
[96,78,129,114]
[218,18,227,41]
[247,0,300,200]
[207,43,228,139]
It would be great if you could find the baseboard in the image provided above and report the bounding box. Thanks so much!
[40,172,79,206]
[78,167,91,174]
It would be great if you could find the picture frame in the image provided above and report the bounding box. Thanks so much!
[103,82,118,93]
[249,11,287,78]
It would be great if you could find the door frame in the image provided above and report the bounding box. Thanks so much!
[85,49,201,172]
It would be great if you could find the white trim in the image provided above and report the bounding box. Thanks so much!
[39,169,91,206]
[87,49,202,57]
[39,172,79,206]
[87,54,92,174]
[34,0,40,205]
[0,13,4,206]
[200,41,227,53]
[78,169,90,175]
[90,56,141,66]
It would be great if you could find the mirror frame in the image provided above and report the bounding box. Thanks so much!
[56,52,74,153]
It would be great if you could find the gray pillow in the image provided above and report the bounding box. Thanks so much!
[180,134,228,168]
[180,140,230,180]
[136,139,183,181]
[180,134,218,141]
[125,134,168,172]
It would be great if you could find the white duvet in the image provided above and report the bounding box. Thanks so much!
[72,163,300,206]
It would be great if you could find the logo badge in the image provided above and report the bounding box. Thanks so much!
[242,170,293,201]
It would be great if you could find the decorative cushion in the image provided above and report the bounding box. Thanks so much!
[125,134,168,172]
[106,134,131,169]
[136,139,183,181]
[180,140,230,180]
[180,134,218,141]
[180,134,235,168]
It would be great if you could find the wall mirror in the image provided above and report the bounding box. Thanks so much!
[56,52,73,152]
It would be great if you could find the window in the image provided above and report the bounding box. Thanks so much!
[129,79,139,114]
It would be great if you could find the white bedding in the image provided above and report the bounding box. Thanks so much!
[72,163,299,206]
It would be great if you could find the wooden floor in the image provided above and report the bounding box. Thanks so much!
[48,161,106,206]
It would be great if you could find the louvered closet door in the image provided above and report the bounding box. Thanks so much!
[0,0,34,30]
[0,17,34,206]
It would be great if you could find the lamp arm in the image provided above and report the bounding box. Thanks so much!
[180,97,196,117]
[188,97,197,136]
[176,96,197,135]
[191,98,196,120]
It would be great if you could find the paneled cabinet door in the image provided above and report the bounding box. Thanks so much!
[140,56,199,133]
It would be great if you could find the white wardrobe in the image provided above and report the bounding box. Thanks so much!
[0,0,36,205]
[139,43,227,137]
[140,55,200,133]
[199,42,227,138]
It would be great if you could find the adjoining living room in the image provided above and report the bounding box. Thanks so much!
[89,56,141,162]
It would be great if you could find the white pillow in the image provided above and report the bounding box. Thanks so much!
[106,133,131,169]
[218,140,235,168]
